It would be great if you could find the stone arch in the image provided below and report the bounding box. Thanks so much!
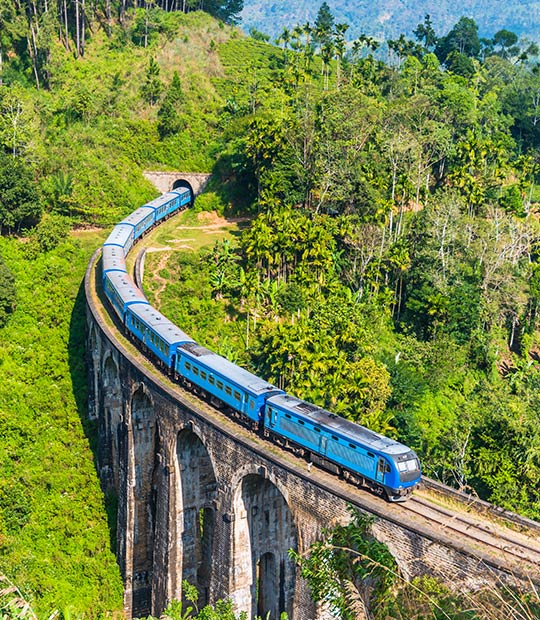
[130,385,157,617]
[87,325,99,420]
[100,353,122,491]
[231,473,297,620]
[174,427,217,607]
[172,179,195,207]
[88,321,98,358]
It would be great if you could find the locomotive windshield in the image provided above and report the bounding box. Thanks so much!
[397,458,419,473]
[394,454,421,482]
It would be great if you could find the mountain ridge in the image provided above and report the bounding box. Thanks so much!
[240,0,540,44]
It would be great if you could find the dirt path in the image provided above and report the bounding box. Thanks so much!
[145,248,172,308]
[144,212,249,306]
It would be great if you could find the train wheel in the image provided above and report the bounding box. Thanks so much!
[374,485,386,498]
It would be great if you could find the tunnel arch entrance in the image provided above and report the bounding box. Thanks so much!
[175,427,217,606]
[232,474,297,619]
[172,179,195,206]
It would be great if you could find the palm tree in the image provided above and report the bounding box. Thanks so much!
[333,22,349,88]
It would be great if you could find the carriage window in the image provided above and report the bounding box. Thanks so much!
[184,361,191,370]
[367,452,374,458]
[225,386,232,396]
[349,443,357,449]
[209,376,215,385]
[298,420,305,425]
[200,371,207,380]
[217,381,223,390]
[249,400,254,409]
[314,427,321,433]
[331,435,338,441]
[233,391,241,401]
[285,413,291,419]
[193,367,199,376]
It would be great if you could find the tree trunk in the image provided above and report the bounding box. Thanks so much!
[75,0,80,57]
[81,0,86,56]
[106,0,111,35]
[27,23,40,88]
[63,0,70,50]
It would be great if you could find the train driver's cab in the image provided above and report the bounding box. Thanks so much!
[394,452,421,482]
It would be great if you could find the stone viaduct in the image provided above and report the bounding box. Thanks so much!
[86,175,537,619]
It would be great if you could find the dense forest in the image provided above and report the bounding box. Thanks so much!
[1,0,540,615]
[151,5,540,521]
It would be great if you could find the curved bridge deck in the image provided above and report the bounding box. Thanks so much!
[86,221,540,619]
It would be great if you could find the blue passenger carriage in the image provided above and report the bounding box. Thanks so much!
[173,186,193,209]
[103,271,149,322]
[146,188,192,224]
[103,223,136,256]
[175,343,284,425]
[265,394,421,501]
[126,303,194,368]
[120,206,156,241]
[102,245,127,275]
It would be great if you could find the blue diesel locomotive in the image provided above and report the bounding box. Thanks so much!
[100,187,422,502]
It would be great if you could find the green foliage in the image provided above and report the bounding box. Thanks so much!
[27,213,71,254]
[0,235,123,617]
[158,71,185,138]
[314,2,335,46]
[295,511,540,619]
[0,85,39,156]
[290,508,397,620]
[194,192,227,216]
[435,17,481,62]
[141,57,164,105]
[143,580,247,620]
[131,8,183,47]
[498,184,524,216]
[0,574,38,620]
[0,154,41,234]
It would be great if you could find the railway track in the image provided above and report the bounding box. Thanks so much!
[403,493,540,573]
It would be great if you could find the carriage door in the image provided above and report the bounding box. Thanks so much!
[320,435,328,456]
[376,457,386,483]
[267,406,277,428]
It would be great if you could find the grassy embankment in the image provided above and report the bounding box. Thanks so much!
[0,231,123,617]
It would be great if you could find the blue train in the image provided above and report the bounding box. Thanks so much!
[101,186,422,501]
